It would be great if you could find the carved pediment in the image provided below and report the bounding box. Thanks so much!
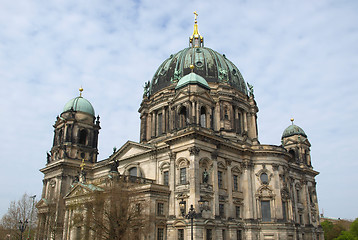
[112,141,153,160]
[64,183,103,200]
[36,198,50,209]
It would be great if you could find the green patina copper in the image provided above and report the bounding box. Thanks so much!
[282,124,307,139]
[149,46,247,96]
[175,72,210,90]
[63,96,95,116]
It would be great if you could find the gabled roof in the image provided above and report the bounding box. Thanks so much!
[64,182,103,199]
[111,140,153,160]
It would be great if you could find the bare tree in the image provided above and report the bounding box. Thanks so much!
[70,179,151,240]
[0,193,37,239]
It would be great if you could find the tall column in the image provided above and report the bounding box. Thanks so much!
[215,102,220,131]
[302,180,311,225]
[243,112,248,134]
[242,160,254,219]
[196,101,200,125]
[212,152,219,216]
[140,113,147,142]
[226,159,233,218]
[147,114,152,140]
[62,209,69,239]
[188,146,200,207]
[151,112,156,137]
[272,164,282,220]
[168,152,176,216]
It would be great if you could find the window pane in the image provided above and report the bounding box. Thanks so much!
[282,201,287,221]
[218,171,223,188]
[206,229,212,240]
[164,171,169,186]
[237,230,242,240]
[157,228,164,240]
[157,202,164,216]
[233,175,238,191]
[236,206,241,218]
[129,167,137,177]
[260,173,268,184]
[200,107,206,127]
[178,229,184,240]
[261,201,271,222]
[180,168,186,184]
[219,204,225,217]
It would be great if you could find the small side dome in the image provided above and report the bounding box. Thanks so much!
[175,72,210,90]
[63,88,95,117]
[282,119,307,139]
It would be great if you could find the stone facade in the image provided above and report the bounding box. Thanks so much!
[36,19,324,240]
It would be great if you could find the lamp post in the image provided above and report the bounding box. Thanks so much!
[18,219,28,240]
[186,205,196,240]
[179,198,205,240]
[27,195,36,240]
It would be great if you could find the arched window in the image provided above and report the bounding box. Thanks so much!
[179,106,187,128]
[79,129,87,145]
[224,107,229,120]
[129,167,137,177]
[200,106,206,127]
[289,149,296,162]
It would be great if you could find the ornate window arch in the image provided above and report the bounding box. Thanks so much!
[232,165,242,192]
[123,163,144,178]
[78,129,87,145]
[178,105,188,128]
[256,185,275,222]
[159,161,170,186]
[217,161,227,189]
[200,106,207,128]
[255,166,273,185]
[176,158,190,185]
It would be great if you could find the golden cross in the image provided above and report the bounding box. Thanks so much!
[194,11,198,22]
[80,159,86,171]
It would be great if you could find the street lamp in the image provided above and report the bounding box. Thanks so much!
[18,219,28,240]
[27,195,36,240]
[179,199,205,240]
[186,204,196,240]
[179,199,186,217]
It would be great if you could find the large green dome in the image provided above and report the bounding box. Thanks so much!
[149,46,247,96]
[63,96,95,116]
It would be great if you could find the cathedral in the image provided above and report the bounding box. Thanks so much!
[36,13,324,240]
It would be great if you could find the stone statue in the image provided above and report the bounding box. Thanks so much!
[203,169,209,183]
[46,152,51,164]
[143,81,150,97]
[247,82,254,96]
[110,160,119,172]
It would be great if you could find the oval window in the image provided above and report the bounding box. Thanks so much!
[260,173,268,184]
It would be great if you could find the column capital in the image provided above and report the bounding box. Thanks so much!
[188,146,200,156]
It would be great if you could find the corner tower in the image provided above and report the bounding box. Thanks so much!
[50,88,100,164]
[37,88,100,239]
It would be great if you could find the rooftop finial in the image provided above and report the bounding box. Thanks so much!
[190,11,204,47]
[193,11,198,34]
[190,64,195,72]
[79,87,83,97]
[290,118,294,125]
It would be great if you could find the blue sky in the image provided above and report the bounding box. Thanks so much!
[0,0,357,219]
